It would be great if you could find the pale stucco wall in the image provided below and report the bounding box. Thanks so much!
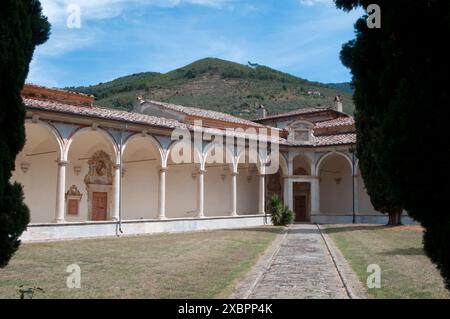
[65,161,90,222]
[319,156,353,215]
[166,164,197,218]
[122,161,159,220]
[204,165,231,217]
[12,152,57,223]
[237,166,259,215]
[12,124,59,223]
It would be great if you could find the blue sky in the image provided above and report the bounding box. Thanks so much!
[28,0,363,87]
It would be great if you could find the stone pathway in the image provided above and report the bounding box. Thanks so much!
[246,224,349,299]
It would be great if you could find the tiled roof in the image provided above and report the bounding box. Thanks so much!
[253,107,337,121]
[23,98,285,144]
[315,133,356,146]
[148,100,265,127]
[24,98,187,130]
[25,83,94,98]
[23,92,356,148]
[315,117,355,128]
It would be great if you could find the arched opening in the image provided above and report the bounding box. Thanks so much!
[203,144,234,217]
[12,122,62,223]
[122,135,162,220]
[318,153,353,215]
[236,149,260,215]
[66,128,118,222]
[292,155,311,176]
[166,141,202,218]
[266,153,287,204]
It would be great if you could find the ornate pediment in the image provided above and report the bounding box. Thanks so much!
[84,150,113,185]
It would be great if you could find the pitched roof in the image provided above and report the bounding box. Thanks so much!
[23,98,286,144]
[147,100,265,128]
[24,98,188,130]
[253,107,340,121]
[22,84,356,148]
[314,117,355,128]
[315,133,356,146]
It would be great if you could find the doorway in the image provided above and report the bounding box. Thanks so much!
[293,182,310,223]
[92,192,108,221]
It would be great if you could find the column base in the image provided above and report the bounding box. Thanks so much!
[54,219,66,224]
[229,212,238,217]
[157,215,166,220]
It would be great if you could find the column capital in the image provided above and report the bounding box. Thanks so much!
[159,167,168,173]
[57,160,68,167]
[230,172,239,177]
[198,169,206,175]
[113,164,121,170]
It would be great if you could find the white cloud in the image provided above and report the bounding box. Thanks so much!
[40,0,233,25]
[298,0,333,6]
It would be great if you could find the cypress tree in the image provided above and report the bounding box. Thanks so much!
[0,0,50,267]
[336,0,450,288]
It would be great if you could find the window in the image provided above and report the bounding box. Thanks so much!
[294,129,310,142]
[288,121,314,143]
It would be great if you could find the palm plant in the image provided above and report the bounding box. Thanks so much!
[270,195,295,226]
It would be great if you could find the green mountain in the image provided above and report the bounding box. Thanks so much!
[327,82,354,95]
[67,58,354,118]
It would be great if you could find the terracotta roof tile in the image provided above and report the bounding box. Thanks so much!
[23,98,285,144]
[254,107,337,121]
[24,98,187,130]
[315,133,356,146]
[23,94,355,147]
[315,117,355,128]
[148,100,265,127]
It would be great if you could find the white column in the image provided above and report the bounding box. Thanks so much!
[353,173,359,215]
[230,172,238,216]
[311,176,320,215]
[197,169,205,218]
[286,178,293,211]
[112,164,121,221]
[55,160,68,223]
[258,173,266,214]
[283,177,289,208]
[158,167,167,219]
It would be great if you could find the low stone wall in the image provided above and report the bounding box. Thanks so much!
[21,215,271,242]
[312,214,418,225]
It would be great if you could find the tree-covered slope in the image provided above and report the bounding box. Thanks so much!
[68,58,354,118]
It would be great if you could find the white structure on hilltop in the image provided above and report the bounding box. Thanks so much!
[13,85,412,241]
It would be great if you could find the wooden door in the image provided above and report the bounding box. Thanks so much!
[294,195,308,222]
[92,192,107,221]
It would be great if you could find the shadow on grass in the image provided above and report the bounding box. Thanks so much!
[382,247,424,256]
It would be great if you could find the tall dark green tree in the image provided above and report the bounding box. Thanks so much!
[0,0,50,267]
[336,0,450,288]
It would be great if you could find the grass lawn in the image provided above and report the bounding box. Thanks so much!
[0,227,280,299]
[325,225,450,299]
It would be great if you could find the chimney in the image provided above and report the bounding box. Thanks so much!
[334,95,343,113]
[257,104,267,119]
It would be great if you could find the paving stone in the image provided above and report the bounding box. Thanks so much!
[248,224,349,299]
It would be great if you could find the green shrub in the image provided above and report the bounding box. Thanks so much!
[270,195,295,226]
